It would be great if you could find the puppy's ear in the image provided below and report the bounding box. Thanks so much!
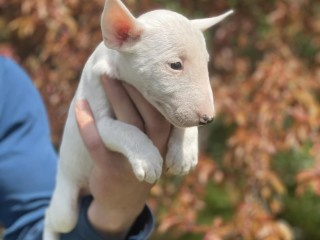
[101,0,143,50]
[191,10,234,32]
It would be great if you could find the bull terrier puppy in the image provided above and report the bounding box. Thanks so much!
[44,0,232,239]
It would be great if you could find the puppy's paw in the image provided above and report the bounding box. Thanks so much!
[129,149,163,184]
[166,147,198,175]
[165,127,199,175]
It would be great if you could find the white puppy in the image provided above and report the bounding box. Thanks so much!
[44,0,232,239]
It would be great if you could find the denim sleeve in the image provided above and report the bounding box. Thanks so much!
[11,197,154,240]
[61,196,154,240]
[0,56,58,240]
[0,57,154,240]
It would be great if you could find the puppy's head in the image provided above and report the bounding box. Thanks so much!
[101,0,233,127]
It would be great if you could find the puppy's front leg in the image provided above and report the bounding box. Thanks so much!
[166,127,199,175]
[97,117,163,183]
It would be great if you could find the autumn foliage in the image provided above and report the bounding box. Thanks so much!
[1,0,319,239]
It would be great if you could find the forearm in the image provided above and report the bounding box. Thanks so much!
[87,200,134,239]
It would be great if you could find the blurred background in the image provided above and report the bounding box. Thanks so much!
[0,0,319,239]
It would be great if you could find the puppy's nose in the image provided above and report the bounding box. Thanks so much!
[199,114,214,125]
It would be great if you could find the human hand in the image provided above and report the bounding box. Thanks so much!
[75,75,171,239]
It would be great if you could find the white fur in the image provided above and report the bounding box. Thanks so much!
[44,1,232,239]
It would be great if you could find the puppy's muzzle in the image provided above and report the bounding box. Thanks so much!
[199,114,214,125]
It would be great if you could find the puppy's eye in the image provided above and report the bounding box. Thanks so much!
[170,62,183,70]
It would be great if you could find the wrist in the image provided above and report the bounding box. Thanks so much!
[87,199,142,239]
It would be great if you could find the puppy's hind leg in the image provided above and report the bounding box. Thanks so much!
[44,172,80,239]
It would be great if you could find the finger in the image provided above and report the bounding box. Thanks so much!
[122,83,165,126]
[122,83,171,157]
[100,75,144,131]
[75,100,110,162]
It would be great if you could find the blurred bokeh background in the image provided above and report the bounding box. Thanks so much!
[1,0,319,239]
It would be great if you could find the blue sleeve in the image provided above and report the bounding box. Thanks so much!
[0,56,58,239]
[0,57,154,240]
[61,196,155,240]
